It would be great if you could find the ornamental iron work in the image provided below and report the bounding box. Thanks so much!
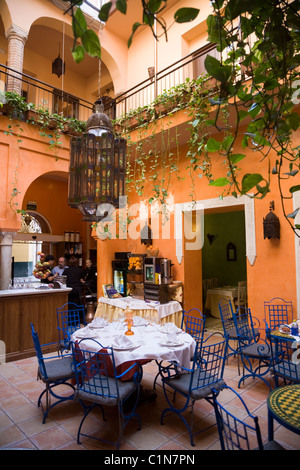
[68,98,126,222]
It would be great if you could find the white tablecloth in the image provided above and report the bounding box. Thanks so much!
[72,321,195,371]
[205,287,238,318]
[96,296,182,325]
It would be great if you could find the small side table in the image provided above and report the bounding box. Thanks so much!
[267,384,300,441]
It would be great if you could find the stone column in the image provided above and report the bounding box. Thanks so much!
[0,232,16,290]
[5,24,29,95]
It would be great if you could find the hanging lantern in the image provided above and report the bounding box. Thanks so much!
[263,201,280,239]
[52,48,65,78]
[68,98,127,222]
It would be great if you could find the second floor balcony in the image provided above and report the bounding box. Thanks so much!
[0,42,220,134]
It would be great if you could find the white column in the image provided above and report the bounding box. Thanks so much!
[0,231,16,290]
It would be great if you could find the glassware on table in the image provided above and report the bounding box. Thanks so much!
[125,307,134,336]
[119,309,126,324]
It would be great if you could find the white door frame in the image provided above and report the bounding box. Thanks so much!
[175,195,256,266]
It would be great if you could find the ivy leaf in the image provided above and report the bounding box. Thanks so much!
[241,173,264,194]
[174,8,200,24]
[81,30,101,58]
[287,208,300,219]
[99,2,112,22]
[72,7,87,38]
[204,55,231,83]
[289,185,300,193]
[205,137,222,152]
[116,0,127,15]
[72,45,85,63]
[148,0,162,13]
[229,153,246,164]
[209,177,230,187]
[286,112,300,131]
[128,22,141,48]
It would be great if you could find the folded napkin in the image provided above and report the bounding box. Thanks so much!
[166,333,179,344]
[133,316,148,326]
[75,326,94,338]
[112,335,134,348]
[90,317,108,328]
[160,323,181,334]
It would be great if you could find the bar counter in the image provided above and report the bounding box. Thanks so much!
[0,287,71,362]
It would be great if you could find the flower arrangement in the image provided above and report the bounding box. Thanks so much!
[33,252,52,280]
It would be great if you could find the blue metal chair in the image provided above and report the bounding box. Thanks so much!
[218,299,242,373]
[212,385,285,450]
[266,324,300,386]
[181,308,206,346]
[264,297,293,330]
[30,323,75,423]
[71,339,143,450]
[56,302,85,350]
[153,309,206,390]
[160,334,228,446]
[232,307,272,389]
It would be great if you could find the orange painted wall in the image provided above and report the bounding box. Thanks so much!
[96,111,299,323]
[0,114,93,262]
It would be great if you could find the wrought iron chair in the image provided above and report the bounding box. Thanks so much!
[71,339,143,450]
[160,334,228,446]
[232,307,272,389]
[212,385,285,450]
[218,299,242,373]
[153,309,206,390]
[266,324,300,386]
[180,309,206,346]
[30,323,75,423]
[264,297,293,330]
[56,302,86,350]
[234,280,247,309]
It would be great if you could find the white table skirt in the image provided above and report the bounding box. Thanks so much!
[205,287,238,318]
[72,321,196,370]
[96,296,182,324]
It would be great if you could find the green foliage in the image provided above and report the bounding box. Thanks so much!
[204,0,300,235]
[67,0,199,56]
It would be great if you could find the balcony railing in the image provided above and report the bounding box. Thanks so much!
[0,42,219,125]
[114,43,218,117]
[0,64,95,122]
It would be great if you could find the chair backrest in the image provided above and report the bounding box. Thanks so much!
[190,336,228,394]
[56,302,85,346]
[71,339,120,400]
[264,297,293,330]
[30,323,48,379]
[181,309,206,345]
[267,330,300,384]
[213,385,263,450]
[237,281,247,307]
[232,307,257,343]
[218,299,235,336]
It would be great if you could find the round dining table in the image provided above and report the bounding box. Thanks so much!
[267,384,300,440]
[72,318,196,381]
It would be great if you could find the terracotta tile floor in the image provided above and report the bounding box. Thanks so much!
[0,330,299,451]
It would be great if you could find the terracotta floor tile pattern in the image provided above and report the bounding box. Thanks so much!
[0,330,299,451]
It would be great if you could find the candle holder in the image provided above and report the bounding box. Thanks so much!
[125,308,134,336]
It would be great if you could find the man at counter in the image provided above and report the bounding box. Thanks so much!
[41,255,57,284]
[52,257,68,276]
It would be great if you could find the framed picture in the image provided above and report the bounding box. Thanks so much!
[227,242,236,261]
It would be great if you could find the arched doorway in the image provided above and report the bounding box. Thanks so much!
[12,211,52,283]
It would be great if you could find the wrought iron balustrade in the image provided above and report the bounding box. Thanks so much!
[0,42,220,126]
